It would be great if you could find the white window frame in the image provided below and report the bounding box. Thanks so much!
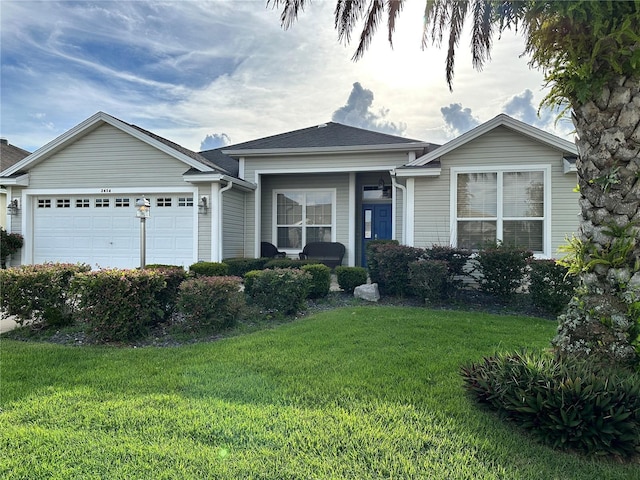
[272,188,337,252]
[450,165,551,257]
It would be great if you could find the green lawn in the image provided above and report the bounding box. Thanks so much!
[1,306,636,479]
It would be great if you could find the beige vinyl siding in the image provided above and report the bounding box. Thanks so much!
[261,173,350,255]
[243,151,409,183]
[29,124,192,188]
[6,187,24,267]
[222,189,246,259]
[412,126,580,254]
[413,175,451,248]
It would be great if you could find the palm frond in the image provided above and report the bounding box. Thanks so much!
[386,0,405,47]
[445,0,470,88]
[470,0,493,71]
[352,0,385,61]
[335,0,368,45]
[268,0,309,30]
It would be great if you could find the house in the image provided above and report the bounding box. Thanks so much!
[0,112,579,269]
[0,138,31,229]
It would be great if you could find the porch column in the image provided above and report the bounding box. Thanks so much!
[406,178,415,246]
[210,182,221,262]
[348,172,356,266]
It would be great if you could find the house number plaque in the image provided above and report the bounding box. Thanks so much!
[100,188,112,193]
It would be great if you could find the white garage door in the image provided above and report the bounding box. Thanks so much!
[33,194,195,268]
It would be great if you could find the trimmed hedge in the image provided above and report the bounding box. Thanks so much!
[177,276,244,331]
[472,243,533,297]
[71,269,166,342]
[224,258,270,277]
[264,258,319,269]
[246,268,311,315]
[367,243,424,296]
[144,265,187,320]
[0,263,91,327]
[409,260,448,304]
[335,266,367,293]
[189,261,229,277]
[461,350,640,457]
[301,263,331,299]
[365,239,399,284]
[528,259,577,316]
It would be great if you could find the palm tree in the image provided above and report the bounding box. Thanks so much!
[269,0,640,366]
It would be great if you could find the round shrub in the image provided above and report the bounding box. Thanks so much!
[71,268,166,342]
[528,259,577,316]
[247,268,311,315]
[189,261,229,277]
[177,276,244,331]
[409,260,448,304]
[472,243,533,297]
[144,265,187,320]
[335,266,367,293]
[301,263,331,298]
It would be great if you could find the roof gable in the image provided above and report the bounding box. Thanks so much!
[222,122,433,154]
[408,114,577,166]
[1,112,229,177]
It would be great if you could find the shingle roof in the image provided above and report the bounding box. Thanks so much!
[127,124,233,176]
[223,122,429,151]
[197,149,239,177]
[0,139,30,172]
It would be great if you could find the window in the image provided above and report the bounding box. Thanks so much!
[115,198,130,208]
[76,198,90,208]
[178,197,194,207]
[157,197,172,207]
[454,168,547,253]
[274,190,334,249]
[95,198,110,208]
[38,199,51,208]
[56,199,70,208]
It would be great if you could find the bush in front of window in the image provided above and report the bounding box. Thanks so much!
[335,266,368,293]
[189,261,229,277]
[528,259,577,316]
[246,268,311,315]
[0,262,91,327]
[71,268,166,342]
[409,260,448,304]
[424,245,472,294]
[177,276,244,332]
[367,243,425,296]
[472,243,533,298]
[223,258,270,277]
[301,263,331,298]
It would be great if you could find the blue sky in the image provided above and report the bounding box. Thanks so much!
[1,0,575,154]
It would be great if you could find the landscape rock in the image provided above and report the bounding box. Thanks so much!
[354,283,380,302]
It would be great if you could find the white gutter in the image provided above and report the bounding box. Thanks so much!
[217,180,233,261]
[391,171,407,244]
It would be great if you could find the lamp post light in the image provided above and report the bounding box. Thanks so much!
[135,197,150,269]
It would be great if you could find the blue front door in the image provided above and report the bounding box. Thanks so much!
[361,204,392,266]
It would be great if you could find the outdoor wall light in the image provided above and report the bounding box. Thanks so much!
[7,198,20,215]
[198,195,209,215]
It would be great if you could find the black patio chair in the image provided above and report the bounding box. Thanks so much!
[260,242,287,258]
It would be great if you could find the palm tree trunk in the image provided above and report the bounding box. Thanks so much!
[553,75,640,366]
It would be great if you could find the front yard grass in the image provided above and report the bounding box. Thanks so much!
[1,306,637,479]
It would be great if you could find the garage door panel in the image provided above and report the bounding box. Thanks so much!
[34,194,194,268]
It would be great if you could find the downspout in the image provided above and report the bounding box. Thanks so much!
[218,180,233,261]
[390,171,407,244]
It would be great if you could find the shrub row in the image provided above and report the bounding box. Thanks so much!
[367,241,576,313]
[461,350,640,457]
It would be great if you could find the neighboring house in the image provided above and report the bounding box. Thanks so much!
[0,112,579,269]
[0,138,31,229]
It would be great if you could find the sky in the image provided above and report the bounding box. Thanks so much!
[0,0,576,155]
